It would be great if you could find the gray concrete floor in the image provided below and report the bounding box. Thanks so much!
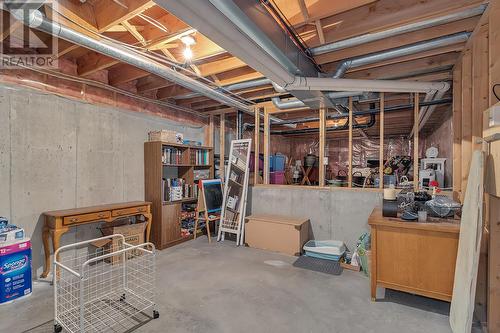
[1,238,453,333]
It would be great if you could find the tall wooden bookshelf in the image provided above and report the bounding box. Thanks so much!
[145,141,214,250]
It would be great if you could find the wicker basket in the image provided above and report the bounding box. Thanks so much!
[148,130,183,143]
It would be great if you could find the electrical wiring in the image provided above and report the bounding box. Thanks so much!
[494,83,500,102]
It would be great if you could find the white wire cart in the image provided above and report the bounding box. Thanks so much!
[53,234,159,333]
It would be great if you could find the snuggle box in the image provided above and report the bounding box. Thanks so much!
[0,239,32,304]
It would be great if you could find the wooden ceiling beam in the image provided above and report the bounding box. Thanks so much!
[315,17,479,64]
[92,0,155,33]
[313,0,485,48]
[197,57,246,77]
[157,85,191,100]
[136,75,174,93]
[109,64,149,86]
[50,0,97,32]
[287,0,377,27]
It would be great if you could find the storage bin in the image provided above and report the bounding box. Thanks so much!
[270,154,286,172]
[270,171,285,184]
[245,215,310,256]
[249,152,264,172]
[303,240,346,261]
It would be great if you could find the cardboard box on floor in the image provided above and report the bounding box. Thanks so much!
[91,222,147,264]
[244,214,310,256]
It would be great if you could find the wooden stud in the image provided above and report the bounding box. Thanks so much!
[472,24,489,151]
[490,0,500,106]
[348,97,353,188]
[297,0,310,22]
[254,107,261,185]
[263,108,270,185]
[379,92,385,189]
[315,20,326,44]
[487,5,500,331]
[461,50,473,201]
[319,102,326,187]
[452,63,463,201]
[208,115,215,147]
[413,93,419,190]
[220,113,225,182]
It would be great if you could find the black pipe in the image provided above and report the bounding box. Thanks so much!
[237,110,244,139]
[248,97,452,127]
[272,113,376,135]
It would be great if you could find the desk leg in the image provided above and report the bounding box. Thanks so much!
[144,212,152,243]
[371,227,377,301]
[51,227,69,268]
[40,225,51,278]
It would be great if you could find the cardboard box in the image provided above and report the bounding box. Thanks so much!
[92,222,147,264]
[148,130,183,143]
[244,215,310,256]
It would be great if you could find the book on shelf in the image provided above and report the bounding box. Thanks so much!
[190,149,210,165]
[162,178,199,202]
[162,147,183,165]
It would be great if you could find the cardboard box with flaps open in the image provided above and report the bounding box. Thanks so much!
[90,222,147,264]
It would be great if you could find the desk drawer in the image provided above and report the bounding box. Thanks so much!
[64,211,111,225]
[112,206,148,217]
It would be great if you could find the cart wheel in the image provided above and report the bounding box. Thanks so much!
[54,324,62,333]
[120,293,126,302]
[153,310,160,319]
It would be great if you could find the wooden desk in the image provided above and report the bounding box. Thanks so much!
[41,201,152,278]
[369,208,460,302]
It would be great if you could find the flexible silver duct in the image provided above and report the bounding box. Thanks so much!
[8,8,253,113]
[272,32,464,109]
[332,32,470,78]
[310,5,485,56]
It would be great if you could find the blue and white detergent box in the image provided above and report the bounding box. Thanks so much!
[0,239,32,304]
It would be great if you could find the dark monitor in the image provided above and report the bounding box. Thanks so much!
[202,179,223,213]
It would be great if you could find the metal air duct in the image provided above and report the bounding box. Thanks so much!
[310,5,485,56]
[7,7,253,113]
[332,32,470,78]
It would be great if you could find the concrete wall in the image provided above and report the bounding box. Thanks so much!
[248,186,382,250]
[0,84,205,277]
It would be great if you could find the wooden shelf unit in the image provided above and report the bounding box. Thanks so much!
[145,141,214,250]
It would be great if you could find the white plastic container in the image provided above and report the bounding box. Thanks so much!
[303,240,346,261]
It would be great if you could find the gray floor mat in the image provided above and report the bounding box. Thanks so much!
[292,256,343,275]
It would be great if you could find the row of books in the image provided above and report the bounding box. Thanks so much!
[190,149,210,165]
[162,147,183,165]
[162,178,198,202]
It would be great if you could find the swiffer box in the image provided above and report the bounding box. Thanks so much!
[0,239,32,304]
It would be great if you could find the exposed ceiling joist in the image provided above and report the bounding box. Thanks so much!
[93,0,155,32]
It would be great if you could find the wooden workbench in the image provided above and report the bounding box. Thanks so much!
[368,208,460,302]
[41,201,152,278]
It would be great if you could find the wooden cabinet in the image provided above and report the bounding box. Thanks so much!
[145,141,213,250]
[369,208,460,302]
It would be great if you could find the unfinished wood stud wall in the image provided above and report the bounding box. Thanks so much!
[263,109,270,185]
[254,107,261,185]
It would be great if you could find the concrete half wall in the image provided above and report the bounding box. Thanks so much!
[0,84,205,277]
[248,186,382,250]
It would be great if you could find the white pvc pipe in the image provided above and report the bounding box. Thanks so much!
[285,77,450,94]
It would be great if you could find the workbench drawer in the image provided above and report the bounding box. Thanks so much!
[112,206,148,217]
[63,211,111,225]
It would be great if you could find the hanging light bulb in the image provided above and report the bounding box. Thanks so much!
[180,35,196,62]
[183,46,193,61]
